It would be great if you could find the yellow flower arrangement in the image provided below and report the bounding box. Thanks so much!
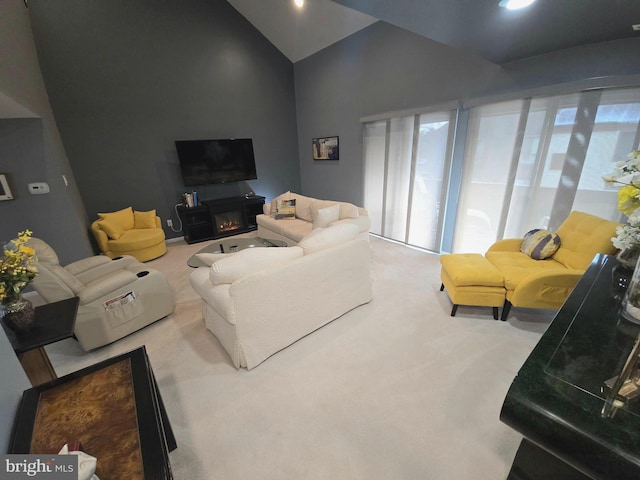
[0,230,38,303]
[603,150,640,250]
[617,185,640,217]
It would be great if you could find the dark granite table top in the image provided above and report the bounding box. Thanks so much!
[501,254,640,479]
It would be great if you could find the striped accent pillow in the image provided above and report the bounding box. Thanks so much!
[275,199,296,220]
[521,229,561,260]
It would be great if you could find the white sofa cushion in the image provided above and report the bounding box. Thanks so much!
[291,193,314,222]
[257,215,313,242]
[204,284,235,324]
[298,223,359,254]
[196,252,233,266]
[312,203,340,229]
[190,268,236,324]
[330,216,372,234]
[338,202,359,219]
[210,246,304,285]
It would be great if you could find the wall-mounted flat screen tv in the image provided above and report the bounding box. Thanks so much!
[175,138,257,186]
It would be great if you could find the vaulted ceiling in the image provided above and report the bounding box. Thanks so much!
[228,0,640,64]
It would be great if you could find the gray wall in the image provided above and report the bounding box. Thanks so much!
[294,22,640,205]
[0,332,30,454]
[0,0,84,453]
[501,37,640,90]
[28,0,300,240]
[0,0,92,263]
[294,22,511,204]
[0,117,90,261]
[0,119,46,233]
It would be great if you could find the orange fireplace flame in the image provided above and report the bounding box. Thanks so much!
[218,220,241,232]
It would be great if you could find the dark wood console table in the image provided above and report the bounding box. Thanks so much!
[9,346,176,479]
[500,254,640,479]
[177,195,265,243]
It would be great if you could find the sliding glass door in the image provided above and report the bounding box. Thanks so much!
[363,110,455,251]
[454,100,523,253]
[363,86,640,254]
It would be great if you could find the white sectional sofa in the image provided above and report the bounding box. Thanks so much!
[257,191,371,246]
[189,221,373,369]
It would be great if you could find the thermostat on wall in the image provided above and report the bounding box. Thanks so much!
[28,182,50,194]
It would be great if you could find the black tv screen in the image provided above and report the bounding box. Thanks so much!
[175,138,257,186]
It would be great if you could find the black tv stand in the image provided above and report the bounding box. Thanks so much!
[177,195,265,244]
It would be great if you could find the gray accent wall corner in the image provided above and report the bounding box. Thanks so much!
[28,0,301,237]
[0,0,92,264]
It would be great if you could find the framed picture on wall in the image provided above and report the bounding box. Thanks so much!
[0,174,13,201]
[312,136,339,161]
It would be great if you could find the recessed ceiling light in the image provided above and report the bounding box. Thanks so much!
[294,0,304,7]
[499,0,536,10]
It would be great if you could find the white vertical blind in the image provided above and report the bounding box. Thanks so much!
[574,88,640,221]
[363,110,456,250]
[363,121,386,235]
[408,112,452,250]
[384,117,414,240]
[363,86,640,254]
[453,100,522,253]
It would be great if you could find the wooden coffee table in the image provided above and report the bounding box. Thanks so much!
[187,237,287,267]
[9,346,176,479]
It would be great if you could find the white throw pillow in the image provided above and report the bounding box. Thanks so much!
[312,203,340,229]
[209,246,304,285]
[298,223,359,254]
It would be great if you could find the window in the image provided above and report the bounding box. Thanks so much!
[454,100,523,253]
[363,87,640,254]
[409,113,452,249]
[363,110,456,251]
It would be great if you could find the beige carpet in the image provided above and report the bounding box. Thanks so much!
[46,234,553,480]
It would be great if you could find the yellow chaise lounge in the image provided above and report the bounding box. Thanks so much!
[91,206,167,262]
[441,211,620,320]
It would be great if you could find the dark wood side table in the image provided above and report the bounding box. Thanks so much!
[9,346,176,480]
[2,296,79,386]
[500,254,640,479]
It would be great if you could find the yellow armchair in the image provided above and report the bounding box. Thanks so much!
[91,206,167,262]
[485,211,620,319]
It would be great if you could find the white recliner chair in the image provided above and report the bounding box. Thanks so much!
[27,238,175,351]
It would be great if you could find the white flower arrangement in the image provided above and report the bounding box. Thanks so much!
[612,224,640,250]
[603,150,640,251]
[603,150,640,187]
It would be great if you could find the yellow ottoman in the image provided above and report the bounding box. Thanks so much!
[440,253,505,319]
